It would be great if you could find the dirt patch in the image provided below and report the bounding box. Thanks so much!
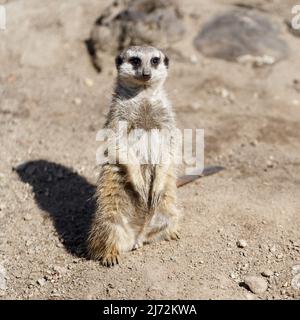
[0,0,300,300]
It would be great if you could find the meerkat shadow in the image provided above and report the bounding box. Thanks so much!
[14,160,96,258]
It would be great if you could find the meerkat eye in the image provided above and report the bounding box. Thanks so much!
[151,57,160,66]
[129,57,141,67]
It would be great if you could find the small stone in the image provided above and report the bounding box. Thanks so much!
[240,263,249,271]
[250,140,258,147]
[244,275,268,294]
[73,98,82,106]
[24,214,32,221]
[292,265,300,275]
[37,278,46,286]
[269,245,276,254]
[230,272,237,279]
[0,264,6,291]
[237,239,248,248]
[276,253,283,260]
[291,274,300,290]
[244,292,256,300]
[282,282,288,288]
[261,269,273,277]
[190,55,198,64]
[84,78,94,87]
[266,160,274,168]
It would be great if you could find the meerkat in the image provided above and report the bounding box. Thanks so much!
[87,45,180,266]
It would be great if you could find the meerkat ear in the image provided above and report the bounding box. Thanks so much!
[115,54,123,69]
[163,54,169,68]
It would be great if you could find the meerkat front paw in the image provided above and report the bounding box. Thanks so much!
[100,251,120,267]
[132,240,143,250]
[165,230,180,241]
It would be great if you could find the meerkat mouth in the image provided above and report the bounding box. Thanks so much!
[135,76,151,83]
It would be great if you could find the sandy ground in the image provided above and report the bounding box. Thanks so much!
[0,0,300,300]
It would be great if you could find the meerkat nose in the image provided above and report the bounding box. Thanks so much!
[142,69,151,80]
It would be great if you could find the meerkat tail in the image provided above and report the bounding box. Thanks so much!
[176,166,225,188]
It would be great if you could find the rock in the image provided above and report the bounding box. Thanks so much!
[291,274,300,290]
[194,9,288,63]
[190,55,198,64]
[285,19,300,38]
[261,269,273,277]
[244,275,268,294]
[24,214,32,221]
[84,78,94,87]
[37,277,46,287]
[73,98,82,106]
[89,0,185,70]
[292,265,300,275]
[244,292,256,300]
[236,239,248,248]
[240,263,249,271]
[0,264,6,291]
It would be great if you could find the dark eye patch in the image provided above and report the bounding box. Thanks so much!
[151,57,160,66]
[129,56,142,67]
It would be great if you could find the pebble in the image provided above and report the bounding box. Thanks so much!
[37,278,46,287]
[244,275,268,294]
[244,292,256,300]
[291,274,300,290]
[0,264,6,291]
[292,265,300,275]
[237,239,248,248]
[261,269,273,277]
[73,97,82,106]
[24,214,32,221]
[269,245,276,254]
[84,78,94,87]
[240,263,249,271]
[190,55,198,64]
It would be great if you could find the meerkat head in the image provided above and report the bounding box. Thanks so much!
[115,46,169,88]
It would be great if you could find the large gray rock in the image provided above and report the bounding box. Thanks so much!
[194,9,288,63]
[89,0,185,71]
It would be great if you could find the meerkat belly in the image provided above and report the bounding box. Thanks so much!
[133,100,170,130]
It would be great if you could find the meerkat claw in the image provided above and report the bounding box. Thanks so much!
[101,254,120,267]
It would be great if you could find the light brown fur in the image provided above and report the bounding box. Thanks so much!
[87,46,179,266]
